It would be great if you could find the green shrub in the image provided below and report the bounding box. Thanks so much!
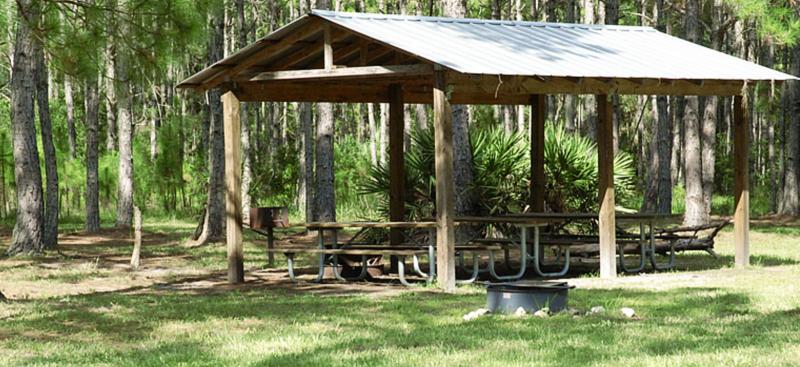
[358,123,637,219]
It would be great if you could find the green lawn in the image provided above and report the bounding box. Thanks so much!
[1,221,799,366]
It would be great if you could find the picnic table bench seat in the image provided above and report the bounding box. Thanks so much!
[265,243,501,286]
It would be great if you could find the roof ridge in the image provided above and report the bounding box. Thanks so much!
[311,9,657,32]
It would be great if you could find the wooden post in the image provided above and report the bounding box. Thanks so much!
[597,94,617,279]
[131,206,141,270]
[733,95,750,267]
[389,84,405,271]
[530,95,546,212]
[223,91,244,284]
[433,69,456,292]
[323,23,333,71]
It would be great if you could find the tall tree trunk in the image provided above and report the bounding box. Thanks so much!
[115,23,134,228]
[379,103,388,166]
[316,100,335,222]
[314,0,335,223]
[34,38,59,250]
[149,87,160,161]
[583,0,596,140]
[443,0,477,242]
[564,0,577,133]
[780,40,800,215]
[368,103,378,165]
[7,0,44,256]
[682,0,706,226]
[105,45,117,151]
[236,0,253,223]
[85,77,101,233]
[298,102,314,223]
[701,0,723,217]
[415,104,428,130]
[604,0,620,153]
[64,75,77,159]
[206,11,227,239]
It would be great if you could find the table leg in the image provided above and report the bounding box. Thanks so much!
[397,256,414,286]
[313,229,326,283]
[648,220,676,270]
[620,223,647,273]
[456,252,480,284]
[531,226,570,277]
[488,227,527,281]
[286,253,297,283]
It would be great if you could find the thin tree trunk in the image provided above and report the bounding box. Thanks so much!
[443,0,478,243]
[7,0,44,256]
[236,0,252,223]
[368,103,378,165]
[316,100,335,222]
[780,40,800,215]
[105,45,117,151]
[34,38,59,250]
[85,77,101,233]
[64,75,77,159]
[149,87,159,161]
[115,35,134,228]
[682,0,706,226]
[583,0,596,140]
[299,102,314,223]
[415,104,427,130]
[701,0,723,217]
[379,103,388,166]
[206,12,227,239]
[564,0,577,133]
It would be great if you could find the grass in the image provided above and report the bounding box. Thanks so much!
[0,220,799,366]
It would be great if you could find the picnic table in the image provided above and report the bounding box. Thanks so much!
[264,221,502,285]
[454,216,567,279]
[249,213,698,285]
[504,212,683,272]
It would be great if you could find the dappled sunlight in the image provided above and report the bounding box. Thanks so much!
[0,218,798,365]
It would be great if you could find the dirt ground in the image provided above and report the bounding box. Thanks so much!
[0,228,427,301]
[1,218,798,301]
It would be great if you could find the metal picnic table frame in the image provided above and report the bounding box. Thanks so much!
[505,212,683,274]
[262,213,684,286]
[289,221,499,285]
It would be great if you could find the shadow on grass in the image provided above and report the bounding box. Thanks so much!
[4,284,800,365]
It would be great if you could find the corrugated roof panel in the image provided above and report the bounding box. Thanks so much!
[313,10,796,81]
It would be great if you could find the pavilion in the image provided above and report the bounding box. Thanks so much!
[178,10,797,290]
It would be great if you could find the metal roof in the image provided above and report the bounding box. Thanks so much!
[179,10,797,89]
[313,10,795,82]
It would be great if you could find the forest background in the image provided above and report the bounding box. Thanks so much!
[1,0,799,254]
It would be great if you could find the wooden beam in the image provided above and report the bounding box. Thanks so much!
[389,84,405,272]
[597,94,617,279]
[446,72,746,96]
[223,91,244,284]
[248,64,434,83]
[530,95,546,212]
[733,95,750,268]
[200,18,322,91]
[433,69,456,292]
